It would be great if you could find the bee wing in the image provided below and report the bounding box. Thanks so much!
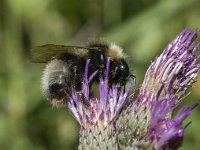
[31,44,93,63]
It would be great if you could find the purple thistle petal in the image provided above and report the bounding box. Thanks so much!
[139,29,200,105]
[147,94,198,149]
[82,59,90,99]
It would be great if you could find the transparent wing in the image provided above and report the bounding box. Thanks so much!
[31,44,93,63]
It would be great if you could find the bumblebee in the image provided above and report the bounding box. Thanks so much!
[31,42,134,105]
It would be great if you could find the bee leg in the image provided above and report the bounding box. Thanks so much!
[130,74,136,85]
[78,92,90,107]
[70,65,84,91]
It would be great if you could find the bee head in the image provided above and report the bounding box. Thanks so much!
[110,59,130,86]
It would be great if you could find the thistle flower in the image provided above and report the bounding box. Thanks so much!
[67,29,200,150]
[68,58,134,149]
[116,29,200,149]
[144,29,200,149]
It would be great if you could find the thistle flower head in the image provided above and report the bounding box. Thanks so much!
[67,58,134,129]
[136,29,200,149]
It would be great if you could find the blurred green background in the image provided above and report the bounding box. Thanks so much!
[0,0,200,149]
